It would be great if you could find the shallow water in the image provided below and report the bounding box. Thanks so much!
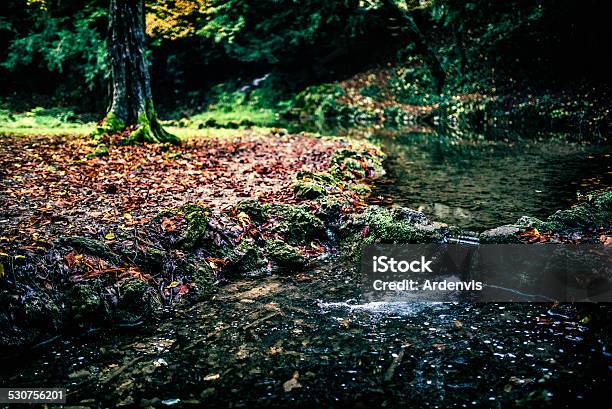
[367,130,611,230]
[1,260,610,408]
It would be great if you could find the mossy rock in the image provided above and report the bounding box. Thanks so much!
[230,238,269,276]
[169,203,211,250]
[343,206,442,245]
[293,171,341,199]
[544,193,611,232]
[293,180,326,199]
[264,239,306,273]
[593,190,612,211]
[59,236,120,263]
[134,246,166,273]
[546,206,597,231]
[119,278,153,310]
[65,282,110,324]
[21,291,61,330]
[179,258,216,297]
[514,216,547,230]
[235,199,266,223]
[263,203,326,245]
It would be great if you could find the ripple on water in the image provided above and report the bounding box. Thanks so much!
[317,300,443,315]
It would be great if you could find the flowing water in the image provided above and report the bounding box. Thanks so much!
[1,126,611,408]
[1,259,610,408]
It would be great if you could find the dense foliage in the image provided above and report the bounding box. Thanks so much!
[1,0,609,115]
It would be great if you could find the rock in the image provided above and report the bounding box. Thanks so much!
[231,238,269,276]
[65,281,110,323]
[265,239,306,272]
[479,225,521,244]
[344,206,443,245]
[235,199,266,223]
[264,204,326,245]
[59,236,120,263]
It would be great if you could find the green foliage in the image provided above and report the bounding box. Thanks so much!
[198,0,367,65]
[388,58,439,105]
[3,1,108,91]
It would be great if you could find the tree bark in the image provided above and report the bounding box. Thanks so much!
[96,0,178,144]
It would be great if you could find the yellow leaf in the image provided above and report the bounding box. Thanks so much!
[123,213,132,220]
[166,281,179,289]
[105,232,115,240]
[0,263,4,279]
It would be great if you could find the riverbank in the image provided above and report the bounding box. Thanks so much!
[284,67,611,137]
[1,128,610,350]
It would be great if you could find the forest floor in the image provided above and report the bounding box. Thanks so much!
[0,131,343,255]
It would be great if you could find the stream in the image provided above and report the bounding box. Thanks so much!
[1,127,611,408]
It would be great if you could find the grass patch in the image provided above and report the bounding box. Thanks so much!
[0,107,95,135]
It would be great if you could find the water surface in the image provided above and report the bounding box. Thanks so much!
[367,130,611,230]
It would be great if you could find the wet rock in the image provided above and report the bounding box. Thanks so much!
[231,238,269,276]
[140,397,161,407]
[119,278,155,311]
[514,216,547,230]
[181,257,216,297]
[343,206,443,245]
[65,281,111,324]
[265,239,306,272]
[479,225,522,244]
[59,236,120,263]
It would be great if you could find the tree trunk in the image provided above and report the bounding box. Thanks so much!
[96,0,178,144]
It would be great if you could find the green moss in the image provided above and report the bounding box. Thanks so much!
[293,171,342,199]
[347,206,442,245]
[236,199,266,223]
[134,246,165,273]
[93,112,125,139]
[593,190,612,211]
[514,216,547,230]
[177,204,210,250]
[544,191,611,232]
[86,143,109,158]
[264,239,306,272]
[263,203,326,245]
[231,238,269,275]
[119,278,151,309]
[181,259,216,297]
[293,180,326,199]
[66,282,110,323]
[59,236,120,263]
